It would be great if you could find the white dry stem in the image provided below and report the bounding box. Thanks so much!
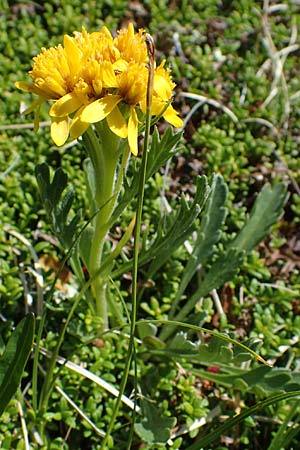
[0,121,78,150]
[266,4,288,14]
[180,92,239,123]
[0,120,51,130]
[40,337,223,441]
[259,1,299,130]
[182,100,206,127]
[4,226,44,316]
[239,285,244,305]
[168,406,221,441]
[258,282,299,296]
[38,346,140,413]
[267,335,299,366]
[18,263,33,313]
[31,429,44,446]
[285,352,296,370]
[211,289,225,316]
[290,90,300,102]
[17,400,30,450]
[55,385,106,437]
[0,153,20,179]
[59,139,78,151]
[242,118,279,136]
[255,2,300,195]
[172,32,187,62]
[239,83,248,105]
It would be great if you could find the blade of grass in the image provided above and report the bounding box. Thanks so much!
[185,391,300,450]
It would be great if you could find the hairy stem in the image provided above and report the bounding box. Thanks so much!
[83,123,122,329]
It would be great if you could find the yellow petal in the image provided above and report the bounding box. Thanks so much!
[15,80,33,92]
[127,23,135,38]
[128,107,139,156]
[107,106,128,138]
[150,97,166,116]
[69,107,90,139]
[154,74,172,100]
[51,116,69,146]
[99,26,113,40]
[49,93,82,117]
[102,62,118,87]
[64,34,81,76]
[163,105,183,128]
[113,59,128,72]
[15,81,50,98]
[80,95,122,123]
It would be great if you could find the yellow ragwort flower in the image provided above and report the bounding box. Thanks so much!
[15,24,183,154]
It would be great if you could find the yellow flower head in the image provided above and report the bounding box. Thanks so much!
[16,45,71,101]
[114,23,148,66]
[15,23,182,152]
[72,26,119,65]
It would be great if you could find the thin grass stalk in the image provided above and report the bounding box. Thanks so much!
[99,34,155,450]
[267,401,299,450]
[125,346,138,450]
[140,319,269,365]
[32,313,46,412]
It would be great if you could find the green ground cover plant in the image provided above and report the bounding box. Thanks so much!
[0,1,300,449]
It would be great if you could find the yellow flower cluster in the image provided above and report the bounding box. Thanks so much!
[16,24,182,155]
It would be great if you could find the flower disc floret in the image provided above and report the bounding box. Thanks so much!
[117,63,148,105]
[114,23,147,65]
[29,45,72,99]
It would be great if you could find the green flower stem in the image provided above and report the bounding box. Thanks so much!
[99,33,155,450]
[83,123,123,328]
[84,124,119,263]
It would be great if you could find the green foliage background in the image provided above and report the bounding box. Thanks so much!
[0,1,300,449]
